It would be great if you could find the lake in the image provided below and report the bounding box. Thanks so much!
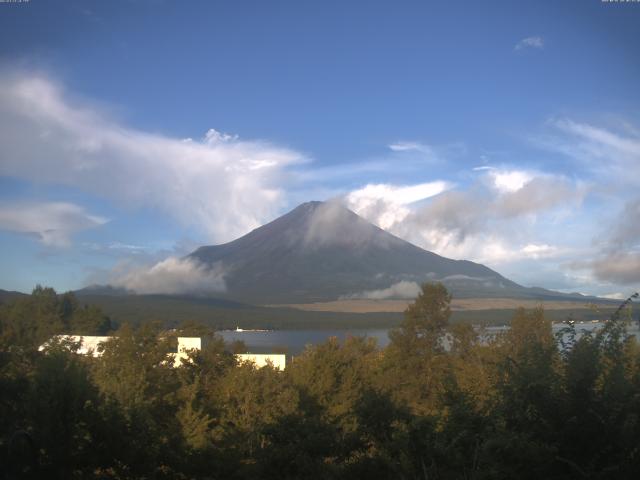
[219,328,390,354]
[219,322,640,355]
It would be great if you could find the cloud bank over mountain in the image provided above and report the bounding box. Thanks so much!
[343,281,422,300]
[108,257,226,296]
[342,168,586,265]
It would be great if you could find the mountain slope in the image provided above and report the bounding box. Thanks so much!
[189,201,535,303]
[0,288,28,304]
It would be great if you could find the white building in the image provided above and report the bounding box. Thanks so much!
[236,353,286,371]
[39,335,285,369]
[38,335,112,357]
[172,336,202,367]
[39,335,202,367]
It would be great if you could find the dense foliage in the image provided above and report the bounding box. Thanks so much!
[1,284,639,479]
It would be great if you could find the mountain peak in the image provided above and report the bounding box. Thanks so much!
[188,201,519,303]
[295,200,325,210]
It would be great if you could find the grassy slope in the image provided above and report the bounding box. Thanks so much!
[77,294,404,330]
[76,293,618,330]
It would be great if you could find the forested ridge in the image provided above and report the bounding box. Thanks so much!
[1,284,639,479]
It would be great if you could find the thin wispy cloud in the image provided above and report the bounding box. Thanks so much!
[543,118,640,184]
[387,140,466,163]
[388,141,433,153]
[472,166,495,172]
[294,140,464,190]
[515,36,544,51]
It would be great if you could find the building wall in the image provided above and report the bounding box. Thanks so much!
[39,335,203,367]
[38,335,112,357]
[39,335,285,370]
[236,353,286,371]
[171,337,202,367]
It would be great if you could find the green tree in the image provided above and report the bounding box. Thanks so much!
[0,286,64,349]
[69,304,111,335]
[482,307,563,478]
[389,282,452,356]
[90,323,183,476]
[382,282,452,415]
[217,362,299,459]
[26,344,102,478]
[288,336,379,433]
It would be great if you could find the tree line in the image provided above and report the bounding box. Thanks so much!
[1,284,639,479]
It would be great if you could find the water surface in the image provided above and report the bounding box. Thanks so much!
[219,322,640,355]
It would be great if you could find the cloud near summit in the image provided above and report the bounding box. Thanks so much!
[0,71,306,243]
[343,168,585,264]
[108,257,227,295]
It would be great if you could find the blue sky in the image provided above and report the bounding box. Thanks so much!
[1,0,639,298]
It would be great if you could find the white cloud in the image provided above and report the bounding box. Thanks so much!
[0,202,107,247]
[345,181,452,230]
[341,169,586,290]
[388,141,433,154]
[0,71,306,243]
[515,36,544,51]
[348,182,451,206]
[472,165,495,172]
[350,170,582,252]
[469,239,529,266]
[489,169,533,193]
[204,128,238,144]
[521,243,558,259]
[344,281,421,300]
[109,257,226,295]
